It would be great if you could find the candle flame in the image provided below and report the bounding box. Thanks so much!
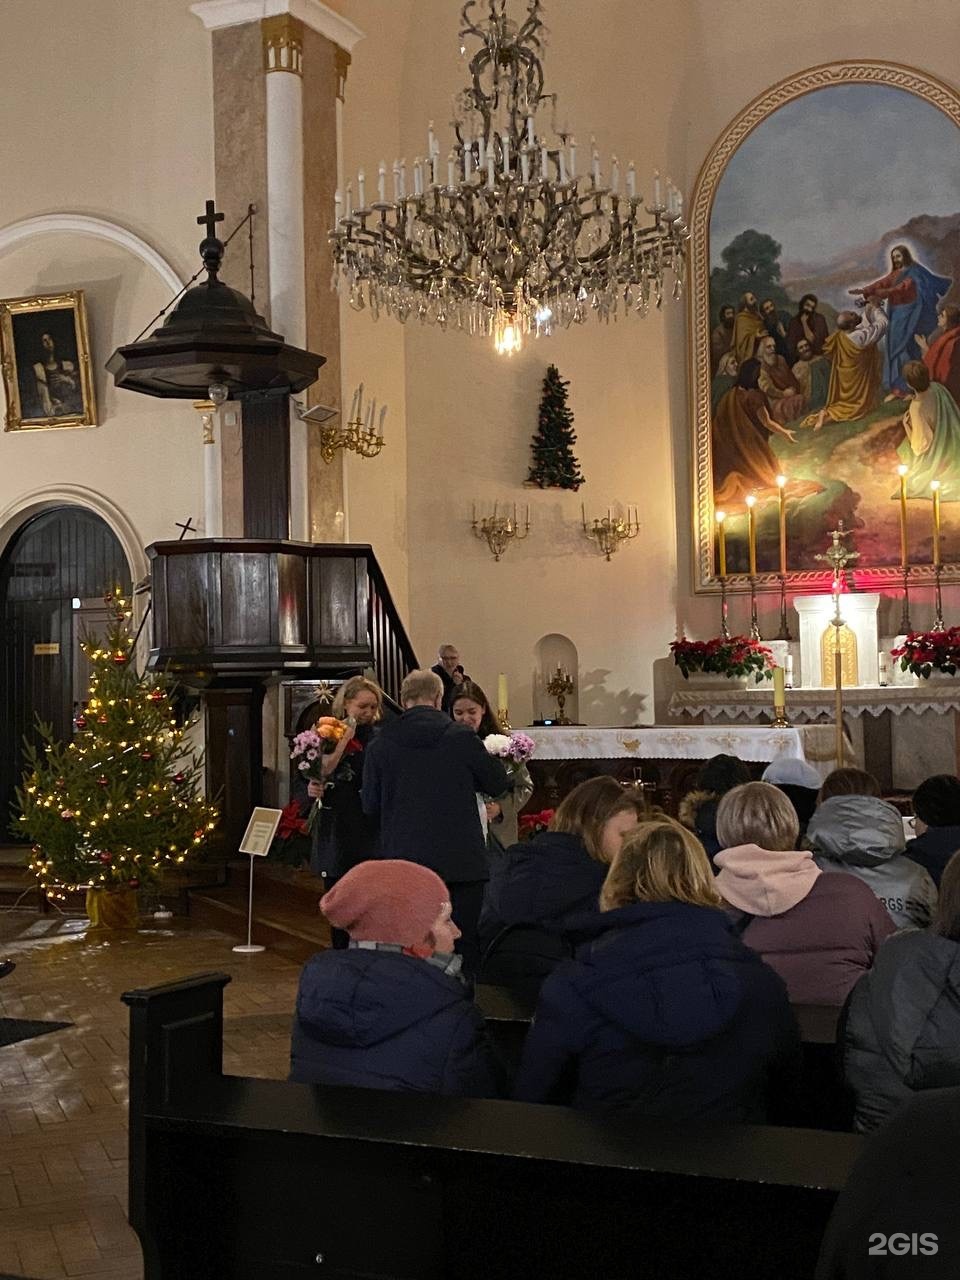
[715,510,726,524]
[745,494,757,508]
[931,480,941,492]
[897,464,909,477]
[776,474,787,488]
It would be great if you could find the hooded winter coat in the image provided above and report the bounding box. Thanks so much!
[477,831,607,999]
[842,929,960,1132]
[905,825,960,888]
[714,845,895,1006]
[361,706,509,882]
[289,946,499,1096]
[807,795,938,930]
[512,900,800,1121]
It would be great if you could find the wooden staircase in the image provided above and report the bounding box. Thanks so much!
[189,860,330,962]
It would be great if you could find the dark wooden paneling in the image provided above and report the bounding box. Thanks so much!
[220,553,273,648]
[276,553,307,649]
[241,395,290,540]
[203,686,264,851]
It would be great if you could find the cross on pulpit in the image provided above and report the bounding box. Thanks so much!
[197,200,224,239]
[175,517,196,540]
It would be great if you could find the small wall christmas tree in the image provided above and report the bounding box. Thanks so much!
[527,364,584,490]
[14,588,219,906]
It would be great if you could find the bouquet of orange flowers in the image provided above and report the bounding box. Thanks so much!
[291,716,350,830]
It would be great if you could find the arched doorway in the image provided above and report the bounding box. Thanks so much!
[0,506,131,833]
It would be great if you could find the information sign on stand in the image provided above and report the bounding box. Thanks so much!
[233,806,283,954]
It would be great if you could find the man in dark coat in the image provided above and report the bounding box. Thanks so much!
[430,644,469,714]
[905,774,960,887]
[362,669,508,973]
[291,860,499,1096]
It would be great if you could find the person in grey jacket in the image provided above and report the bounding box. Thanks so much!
[806,794,937,930]
[842,850,960,1132]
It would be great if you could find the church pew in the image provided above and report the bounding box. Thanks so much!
[122,972,861,1280]
[475,982,852,1129]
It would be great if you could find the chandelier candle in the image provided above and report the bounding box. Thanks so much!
[330,0,687,353]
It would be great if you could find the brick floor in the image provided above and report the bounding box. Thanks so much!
[0,913,304,1279]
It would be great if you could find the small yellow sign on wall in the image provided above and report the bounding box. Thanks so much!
[33,642,60,656]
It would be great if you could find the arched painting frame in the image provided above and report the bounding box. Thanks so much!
[690,61,960,591]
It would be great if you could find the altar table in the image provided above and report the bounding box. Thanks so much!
[521,724,845,813]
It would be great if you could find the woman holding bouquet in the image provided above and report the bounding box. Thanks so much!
[451,682,533,849]
[306,677,383,897]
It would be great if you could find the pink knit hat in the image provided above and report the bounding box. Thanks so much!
[320,860,449,948]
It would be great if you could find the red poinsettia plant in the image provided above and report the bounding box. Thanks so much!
[891,627,960,679]
[670,635,774,683]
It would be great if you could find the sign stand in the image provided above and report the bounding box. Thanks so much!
[232,806,283,956]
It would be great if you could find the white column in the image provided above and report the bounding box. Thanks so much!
[203,434,223,537]
[264,16,308,541]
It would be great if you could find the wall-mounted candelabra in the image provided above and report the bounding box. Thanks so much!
[581,505,640,560]
[298,382,385,464]
[472,503,531,561]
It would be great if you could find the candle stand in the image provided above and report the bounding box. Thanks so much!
[775,574,792,641]
[718,575,730,640]
[898,565,913,635]
[770,702,790,728]
[748,576,761,641]
[933,563,946,633]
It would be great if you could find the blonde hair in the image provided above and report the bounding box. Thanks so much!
[600,820,722,911]
[400,669,444,707]
[550,775,646,864]
[716,781,800,852]
[332,676,383,721]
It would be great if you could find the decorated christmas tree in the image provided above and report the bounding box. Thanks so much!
[526,364,584,490]
[14,588,219,907]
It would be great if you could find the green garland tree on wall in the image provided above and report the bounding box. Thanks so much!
[13,587,219,904]
[527,364,584,490]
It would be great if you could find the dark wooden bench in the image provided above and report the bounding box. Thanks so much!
[122,973,861,1280]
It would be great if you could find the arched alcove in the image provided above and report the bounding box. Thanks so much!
[534,633,579,724]
[0,505,132,831]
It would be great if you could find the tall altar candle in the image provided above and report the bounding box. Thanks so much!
[931,480,942,566]
[716,511,727,577]
[497,672,509,712]
[745,494,757,577]
[772,666,785,707]
[898,464,909,568]
[776,475,787,574]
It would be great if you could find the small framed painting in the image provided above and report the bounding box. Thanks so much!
[0,290,98,431]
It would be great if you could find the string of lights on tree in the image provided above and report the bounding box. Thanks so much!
[14,587,218,900]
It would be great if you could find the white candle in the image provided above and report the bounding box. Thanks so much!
[653,169,662,206]
[377,162,386,203]
[447,154,456,188]
[432,154,441,186]
[487,153,495,189]
[559,150,567,183]
[413,161,421,197]
[627,162,636,198]
[400,158,407,198]
[391,163,399,201]
[348,384,359,420]
[785,654,794,688]
[592,150,601,185]
[541,144,549,179]
[428,119,435,157]
[527,115,535,146]
[358,169,366,207]
[464,146,472,180]
[569,138,577,178]
[334,189,342,223]
[520,150,530,184]
[345,182,353,218]
[378,404,387,438]
[478,134,486,168]
[611,156,619,193]
[502,133,510,175]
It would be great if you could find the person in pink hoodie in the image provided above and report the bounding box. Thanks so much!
[714,782,894,1006]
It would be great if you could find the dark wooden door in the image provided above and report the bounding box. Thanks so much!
[0,507,131,835]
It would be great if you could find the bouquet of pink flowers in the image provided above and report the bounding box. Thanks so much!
[484,731,536,766]
[291,716,350,830]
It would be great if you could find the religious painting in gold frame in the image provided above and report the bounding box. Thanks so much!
[0,290,98,431]
[690,62,960,591]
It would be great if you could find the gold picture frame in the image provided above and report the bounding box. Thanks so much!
[0,289,98,431]
[689,61,960,591]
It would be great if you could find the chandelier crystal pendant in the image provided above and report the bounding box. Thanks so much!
[330,0,688,354]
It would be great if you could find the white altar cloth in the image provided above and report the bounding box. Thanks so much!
[668,686,960,722]
[524,725,843,777]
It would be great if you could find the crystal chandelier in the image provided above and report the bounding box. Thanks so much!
[330,0,688,354]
